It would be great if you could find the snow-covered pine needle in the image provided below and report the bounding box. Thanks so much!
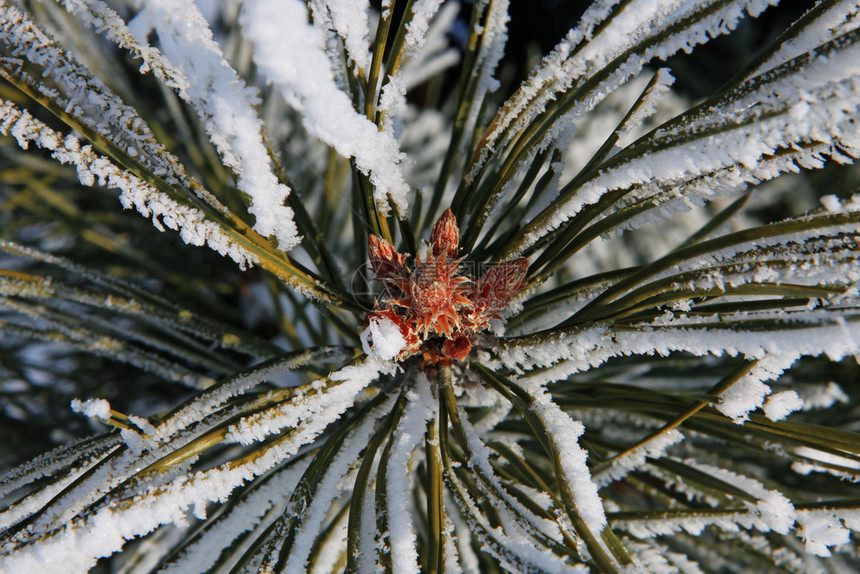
[3,1,860,571]
[0,99,256,267]
[126,0,300,251]
[241,0,411,218]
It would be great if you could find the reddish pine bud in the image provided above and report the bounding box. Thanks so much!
[368,235,405,276]
[366,219,525,365]
[442,335,472,360]
[368,234,411,298]
[430,209,459,259]
[472,258,528,315]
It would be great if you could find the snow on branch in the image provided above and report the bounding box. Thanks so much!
[402,0,445,56]
[458,403,567,543]
[499,292,860,394]
[748,1,860,78]
[594,428,685,488]
[398,2,462,92]
[242,0,411,217]
[616,306,860,362]
[629,313,854,421]
[467,0,616,176]
[796,506,860,557]
[151,348,355,441]
[1,351,363,547]
[0,100,256,268]
[0,438,119,532]
[0,2,225,211]
[377,2,460,136]
[791,445,860,483]
[159,457,311,574]
[681,463,796,529]
[514,27,860,253]
[471,0,778,181]
[511,378,608,535]
[224,358,394,446]
[624,539,706,574]
[614,504,860,559]
[0,436,119,500]
[615,68,676,141]
[650,212,859,284]
[57,0,186,88]
[463,0,509,120]
[498,325,613,380]
[618,458,796,537]
[385,374,433,574]
[312,0,371,72]
[127,0,299,251]
[714,356,796,423]
[279,392,397,572]
[499,66,674,229]
[444,461,585,572]
[0,358,390,572]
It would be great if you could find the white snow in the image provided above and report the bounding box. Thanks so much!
[242,0,411,217]
[459,405,563,540]
[618,458,798,541]
[70,398,111,421]
[356,457,381,573]
[471,0,780,184]
[127,0,300,251]
[386,373,434,574]
[444,459,585,572]
[0,436,120,500]
[283,393,397,572]
[13,0,231,217]
[316,0,372,71]
[501,300,860,390]
[0,358,391,572]
[403,0,445,54]
[799,381,849,411]
[616,68,676,141]
[595,429,684,488]
[796,509,853,556]
[225,358,392,445]
[360,314,407,361]
[749,1,860,78]
[762,390,804,421]
[625,539,705,574]
[682,460,796,535]
[0,100,257,269]
[151,349,350,442]
[0,442,118,532]
[792,446,860,481]
[796,447,860,471]
[160,457,311,573]
[512,378,608,536]
[510,27,860,255]
[716,357,793,423]
[399,2,462,92]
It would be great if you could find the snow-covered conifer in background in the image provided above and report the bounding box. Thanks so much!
[1,0,860,572]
